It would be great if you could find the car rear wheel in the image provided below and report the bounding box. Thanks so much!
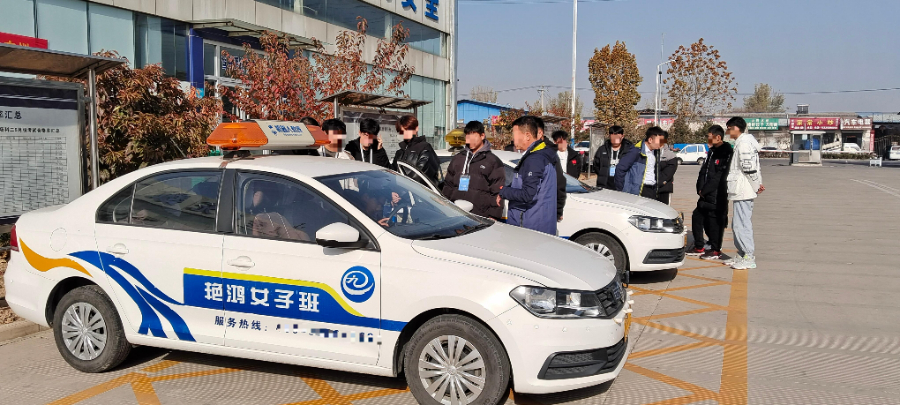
[405,314,510,405]
[53,285,131,373]
[575,232,627,279]
[697,157,705,165]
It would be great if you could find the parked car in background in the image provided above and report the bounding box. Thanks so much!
[675,144,709,165]
[888,145,900,160]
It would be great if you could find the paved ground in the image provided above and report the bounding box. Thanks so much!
[2,160,900,404]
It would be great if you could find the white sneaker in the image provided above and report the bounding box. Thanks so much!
[732,255,756,269]
[724,255,742,266]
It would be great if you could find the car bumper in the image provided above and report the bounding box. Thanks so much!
[623,228,686,272]
[3,252,53,327]
[488,303,630,394]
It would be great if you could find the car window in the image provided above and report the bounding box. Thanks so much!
[96,184,134,224]
[684,145,695,154]
[317,170,492,240]
[235,172,356,243]
[130,171,221,232]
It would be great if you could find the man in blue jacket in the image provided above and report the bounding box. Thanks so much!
[497,116,562,235]
[615,126,666,199]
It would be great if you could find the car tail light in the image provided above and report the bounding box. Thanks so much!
[9,224,19,252]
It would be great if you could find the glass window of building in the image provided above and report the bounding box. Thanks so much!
[36,0,89,54]
[135,15,188,80]
[1,0,36,37]
[88,3,135,64]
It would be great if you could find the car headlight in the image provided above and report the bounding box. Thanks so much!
[510,285,617,319]
[628,215,683,233]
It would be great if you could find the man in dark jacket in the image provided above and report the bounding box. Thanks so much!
[615,126,666,199]
[442,121,505,220]
[592,125,634,189]
[392,115,441,186]
[497,116,561,235]
[687,125,733,260]
[345,118,390,168]
[656,132,679,204]
[551,130,583,178]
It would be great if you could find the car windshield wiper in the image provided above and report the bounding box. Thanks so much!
[457,222,492,236]
[417,233,454,241]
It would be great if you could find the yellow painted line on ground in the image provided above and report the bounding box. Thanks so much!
[630,287,730,312]
[655,281,730,293]
[47,374,140,405]
[634,307,720,322]
[628,341,719,360]
[141,360,180,373]
[130,378,161,405]
[624,364,719,401]
[719,269,749,404]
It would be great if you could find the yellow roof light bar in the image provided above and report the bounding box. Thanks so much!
[207,119,329,151]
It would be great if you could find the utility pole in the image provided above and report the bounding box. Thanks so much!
[538,86,546,112]
[570,0,578,143]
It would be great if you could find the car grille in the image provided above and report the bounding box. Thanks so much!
[643,248,686,264]
[596,279,625,318]
[539,338,628,380]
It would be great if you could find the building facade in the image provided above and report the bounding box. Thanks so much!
[1,0,456,147]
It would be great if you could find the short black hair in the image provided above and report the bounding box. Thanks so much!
[322,119,346,134]
[726,117,747,132]
[708,124,725,139]
[645,126,666,140]
[464,121,485,135]
[359,118,380,136]
[300,116,320,127]
[609,125,625,135]
[551,130,569,142]
[510,115,542,137]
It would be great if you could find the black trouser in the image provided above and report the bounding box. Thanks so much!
[640,186,657,199]
[692,205,727,251]
[656,192,671,205]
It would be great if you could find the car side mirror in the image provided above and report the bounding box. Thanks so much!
[454,200,474,212]
[316,223,367,249]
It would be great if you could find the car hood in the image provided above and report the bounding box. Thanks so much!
[569,189,679,218]
[411,222,616,291]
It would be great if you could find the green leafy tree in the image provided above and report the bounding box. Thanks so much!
[742,83,785,113]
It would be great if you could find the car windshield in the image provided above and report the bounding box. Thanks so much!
[316,170,492,240]
[508,159,593,194]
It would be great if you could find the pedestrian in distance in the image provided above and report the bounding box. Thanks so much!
[441,121,506,220]
[318,119,354,159]
[551,130,583,179]
[614,126,666,199]
[392,115,442,186]
[592,125,634,190]
[656,131,679,205]
[345,118,390,168]
[686,125,733,261]
[497,116,562,235]
[282,116,323,156]
[725,117,764,269]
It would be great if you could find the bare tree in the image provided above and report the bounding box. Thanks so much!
[588,41,643,127]
[742,83,785,113]
[664,38,737,123]
[470,86,499,103]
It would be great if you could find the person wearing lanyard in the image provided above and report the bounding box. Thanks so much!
[592,125,634,190]
[318,119,354,159]
[345,118,390,168]
[441,121,506,220]
[614,126,665,199]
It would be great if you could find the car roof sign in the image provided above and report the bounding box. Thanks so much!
[207,119,329,151]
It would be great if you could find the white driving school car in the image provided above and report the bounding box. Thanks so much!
[433,149,686,278]
[4,120,631,404]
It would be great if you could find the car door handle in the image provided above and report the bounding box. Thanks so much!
[226,257,255,269]
[106,244,129,255]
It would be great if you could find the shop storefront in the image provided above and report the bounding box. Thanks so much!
[839,117,873,151]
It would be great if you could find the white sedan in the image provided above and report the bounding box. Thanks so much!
[433,150,686,278]
[5,121,631,404]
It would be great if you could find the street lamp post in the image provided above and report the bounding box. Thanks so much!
[570,0,578,143]
[654,60,675,126]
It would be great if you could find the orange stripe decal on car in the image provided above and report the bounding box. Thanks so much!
[20,239,91,278]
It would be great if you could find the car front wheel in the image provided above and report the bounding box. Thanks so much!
[697,157,705,165]
[676,158,683,165]
[52,285,131,373]
[575,232,627,279]
[405,314,511,405]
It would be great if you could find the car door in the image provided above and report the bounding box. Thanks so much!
[220,171,382,365]
[92,170,225,345]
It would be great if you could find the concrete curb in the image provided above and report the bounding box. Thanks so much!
[0,320,49,342]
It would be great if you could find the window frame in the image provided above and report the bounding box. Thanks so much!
[94,168,227,236]
[227,169,380,251]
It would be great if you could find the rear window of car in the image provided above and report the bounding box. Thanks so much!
[892,146,900,151]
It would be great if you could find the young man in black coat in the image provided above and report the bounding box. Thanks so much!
[442,121,506,220]
[687,125,733,261]
[551,130,583,179]
[656,131,679,204]
[592,125,634,189]
[345,118,390,168]
[392,115,441,185]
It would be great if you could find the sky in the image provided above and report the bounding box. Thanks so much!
[455,0,900,116]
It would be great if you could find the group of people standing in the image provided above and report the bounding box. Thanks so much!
[591,125,678,204]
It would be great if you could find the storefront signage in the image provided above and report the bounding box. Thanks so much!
[789,117,839,131]
[746,118,780,131]
[840,117,872,131]
[401,0,439,21]
[0,32,48,49]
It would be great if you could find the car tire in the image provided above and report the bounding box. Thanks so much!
[575,232,627,279]
[697,157,705,165]
[676,158,683,165]
[52,285,132,373]
[404,314,511,405]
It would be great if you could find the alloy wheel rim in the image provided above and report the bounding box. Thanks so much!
[61,302,107,361]
[586,242,614,260]
[418,335,486,405]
